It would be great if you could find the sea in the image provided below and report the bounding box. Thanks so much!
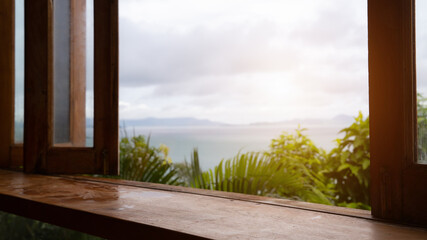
[121,124,348,170]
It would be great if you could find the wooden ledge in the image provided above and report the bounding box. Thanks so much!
[63,174,373,220]
[0,169,426,239]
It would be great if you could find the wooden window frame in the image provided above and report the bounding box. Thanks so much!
[22,0,119,174]
[52,0,88,147]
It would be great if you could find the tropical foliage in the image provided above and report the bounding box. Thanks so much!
[266,127,333,204]
[325,113,370,208]
[114,135,180,185]
[176,150,330,203]
[177,112,370,209]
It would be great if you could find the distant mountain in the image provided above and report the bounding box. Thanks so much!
[88,115,355,128]
[250,114,355,126]
[119,117,227,127]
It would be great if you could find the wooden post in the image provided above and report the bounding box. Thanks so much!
[0,0,15,168]
[24,0,51,173]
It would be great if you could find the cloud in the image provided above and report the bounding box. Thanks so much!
[119,17,300,88]
[118,0,370,123]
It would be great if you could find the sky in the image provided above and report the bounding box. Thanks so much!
[118,0,369,124]
[12,1,427,126]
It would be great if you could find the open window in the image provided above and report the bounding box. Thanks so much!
[2,0,427,231]
[24,0,118,174]
[0,0,119,174]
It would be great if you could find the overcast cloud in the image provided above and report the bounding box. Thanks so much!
[118,0,370,124]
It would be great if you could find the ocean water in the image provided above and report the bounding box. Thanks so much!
[123,125,347,170]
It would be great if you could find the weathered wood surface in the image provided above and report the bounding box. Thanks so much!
[0,170,426,240]
[62,175,373,220]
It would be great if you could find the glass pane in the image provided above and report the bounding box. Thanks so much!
[86,0,94,147]
[53,0,70,144]
[0,211,104,240]
[14,0,25,143]
[417,0,427,164]
[53,0,94,147]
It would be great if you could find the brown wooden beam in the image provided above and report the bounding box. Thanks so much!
[369,0,427,225]
[0,0,15,168]
[94,0,119,175]
[24,0,51,173]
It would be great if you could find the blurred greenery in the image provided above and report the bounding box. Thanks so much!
[325,113,370,208]
[418,93,427,163]
[0,211,103,240]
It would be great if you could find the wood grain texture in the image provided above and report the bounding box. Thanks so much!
[369,0,405,221]
[46,147,96,173]
[369,0,427,226]
[62,174,373,220]
[0,169,426,240]
[94,0,119,175]
[24,0,50,173]
[69,0,87,147]
[0,0,15,168]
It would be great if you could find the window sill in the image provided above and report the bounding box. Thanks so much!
[0,169,426,239]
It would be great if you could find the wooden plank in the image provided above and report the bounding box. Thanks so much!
[69,0,87,147]
[46,147,96,173]
[0,169,426,240]
[0,194,204,240]
[94,0,119,175]
[62,174,373,220]
[0,0,15,168]
[24,0,51,173]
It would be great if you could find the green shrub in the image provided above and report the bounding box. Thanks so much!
[117,135,181,185]
[325,112,370,209]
